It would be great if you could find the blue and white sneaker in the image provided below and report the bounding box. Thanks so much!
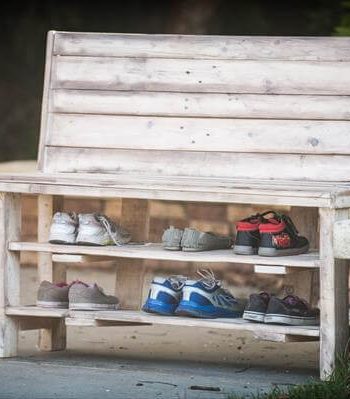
[142,276,187,316]
[175,270,243,318]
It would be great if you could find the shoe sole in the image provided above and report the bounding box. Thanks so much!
[258,244,309,257]
[37,300,68,308]
[233,245,258,255]
[49,232,76,245]
[142,298,177,316]
[163,246,181,251]
[175,301,242,319]
[264,313,318,326]
[69,303,119,310]
[243,310,265,323]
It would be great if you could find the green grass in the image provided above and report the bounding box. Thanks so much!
[228,354,350,399]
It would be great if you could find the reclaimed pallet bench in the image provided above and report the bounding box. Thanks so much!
[1,31,350,379]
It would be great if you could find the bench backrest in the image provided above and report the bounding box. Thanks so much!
[38,31,350,181]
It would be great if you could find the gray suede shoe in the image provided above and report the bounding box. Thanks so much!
[37,281,69,308]
[162,226,184,251]
[69,282,119,310]
[181,228,232,252]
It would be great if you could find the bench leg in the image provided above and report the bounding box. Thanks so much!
[0,193,21,357]
[116,199,150,309]
[37,194,66,351]
[319,208,349,379]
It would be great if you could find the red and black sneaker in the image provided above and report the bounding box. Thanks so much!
[258,212,309,257]
[233,212,270,255]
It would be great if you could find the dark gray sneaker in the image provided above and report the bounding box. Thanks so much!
[69,281,119,310]
[264,295,319,326]
[243,292,271,323]
[37,281,69,308]
[181,228,232,252]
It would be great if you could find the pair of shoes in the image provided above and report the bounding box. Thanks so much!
[37,280,119,310]
[49,212,131,246]
[234,211,309,257]
[243,292,319,326]
[162,226,232,252]
[142,270,243,318]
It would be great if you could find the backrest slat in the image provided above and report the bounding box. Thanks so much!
[39,31,350,181]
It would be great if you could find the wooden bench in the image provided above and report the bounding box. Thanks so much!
[1,31,350,379]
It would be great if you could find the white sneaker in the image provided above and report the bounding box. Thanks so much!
[76,213,131,246]
[49,212,78,244]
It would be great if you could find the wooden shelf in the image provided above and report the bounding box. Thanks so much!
[9,242,320,268]
[6,307,319,340]
[6,306,68,318]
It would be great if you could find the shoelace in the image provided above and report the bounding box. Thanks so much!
[264,211,300,236]
[168,275,187,290]
[96,214,123,246]
[197,269,237,303]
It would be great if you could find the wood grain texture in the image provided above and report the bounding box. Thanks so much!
[334,219,350,258]
[93,310,320,337]
[53,33,350,61]
[8,242,320,268]
[38,31,56,171]
[319,208,350,379]
[48,113,350,155]
[51,90,350,120]
[37,194,66,352]
[0,193,21,357]
[116,199,150,310]
[0,172,340,207]
[43,147,350,182]
[52,56,350,95]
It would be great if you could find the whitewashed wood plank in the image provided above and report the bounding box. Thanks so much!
[6,306,68,318]
[116,199,150,310]
[0,193,21,357]
[38,31,56,171]
[8,242,320,268]
[319,208,350,379]
[0,172,345,191]
[53,32,350,61]
[334,219,350,259]
[48,113,350,155]
[0,180,333,207]
[52,56,350,95]
[51,90,350,121]
[93,310,320,337]
[37,195,66,352]
[43,147,350,182]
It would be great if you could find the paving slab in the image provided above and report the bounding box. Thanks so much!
[0,352,318,399]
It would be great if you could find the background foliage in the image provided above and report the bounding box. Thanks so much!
[1,0,349,162]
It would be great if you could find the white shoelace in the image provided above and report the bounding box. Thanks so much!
[97,215,122,246]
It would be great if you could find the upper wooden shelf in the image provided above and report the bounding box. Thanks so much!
[9,241,320,268]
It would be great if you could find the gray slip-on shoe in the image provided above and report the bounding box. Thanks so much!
[181,228,232,252]
[162,226,184,251]
[69,282,119,310]
[37,280,69,308]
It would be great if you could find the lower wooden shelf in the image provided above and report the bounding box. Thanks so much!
[6,306,319,342]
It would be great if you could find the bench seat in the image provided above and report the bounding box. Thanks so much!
[0,172,348,208]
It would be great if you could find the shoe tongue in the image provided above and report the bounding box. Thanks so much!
[71,280,89,287]
[267,218,280,225]
[55,282,68,288]
[259,292,270,302]
[284,295,307,308]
